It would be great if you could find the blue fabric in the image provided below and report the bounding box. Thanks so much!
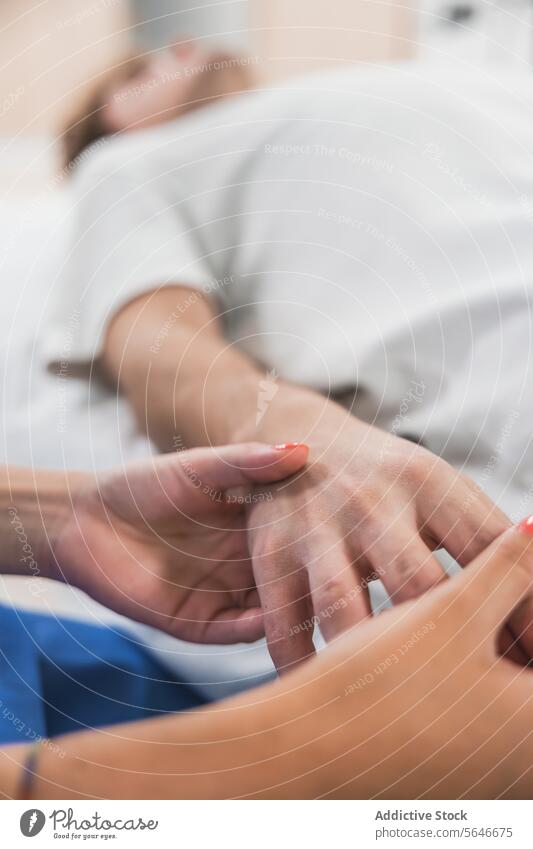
[0,604,205,744]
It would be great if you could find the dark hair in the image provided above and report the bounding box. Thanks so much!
[61,51,255,172]
[61,56,144,170]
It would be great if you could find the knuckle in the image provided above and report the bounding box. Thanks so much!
[403,450,435,486]
[396,570,434,600]
[317,575,347,606]
[467,523,502,552]
[344,491,370,521]
[266,620,292,645]
[495,533,533,579]
[250,528,293,560]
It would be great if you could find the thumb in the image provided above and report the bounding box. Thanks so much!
[441,517,533,655]
[175,442,309,493]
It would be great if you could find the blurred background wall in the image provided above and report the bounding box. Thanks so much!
[1,0,532,141]
[129,0,250,49]
[0,0,129,136]
[0,0,415,140]
[419,0,533,64]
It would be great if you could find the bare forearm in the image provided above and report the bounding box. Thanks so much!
[103,286,353,452]
[29,672,339,799]
[103,287,261,449]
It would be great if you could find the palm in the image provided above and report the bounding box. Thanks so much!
[53,444,307,644]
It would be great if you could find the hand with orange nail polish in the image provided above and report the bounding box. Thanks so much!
[29,442,308,644]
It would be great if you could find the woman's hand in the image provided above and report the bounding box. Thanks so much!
[23,517,533,800]
[50,443,308,643]
[246,402,511,672]
[304,517,533,799]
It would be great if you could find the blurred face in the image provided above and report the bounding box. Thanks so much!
[101,43,245,132]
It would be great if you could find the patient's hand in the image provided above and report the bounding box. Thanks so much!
[49,443,308,643]
[245,400,511,672]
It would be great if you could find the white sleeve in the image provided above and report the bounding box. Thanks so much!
[44,146,214,365]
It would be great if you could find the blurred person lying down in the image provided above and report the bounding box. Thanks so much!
[44,54,533,675]
[62,40,257,168]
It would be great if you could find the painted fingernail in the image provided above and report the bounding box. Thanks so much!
[273,442,307,451]
[518,514,533,535]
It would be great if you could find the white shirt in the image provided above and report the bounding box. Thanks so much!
[43,63,533,517]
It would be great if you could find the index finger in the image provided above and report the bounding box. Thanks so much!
[252,544,315,674]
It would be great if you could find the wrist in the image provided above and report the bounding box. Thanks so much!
[0,467,90,582]
[234,386,363,461]
[0,744,30,799]
[232,383,325,444]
